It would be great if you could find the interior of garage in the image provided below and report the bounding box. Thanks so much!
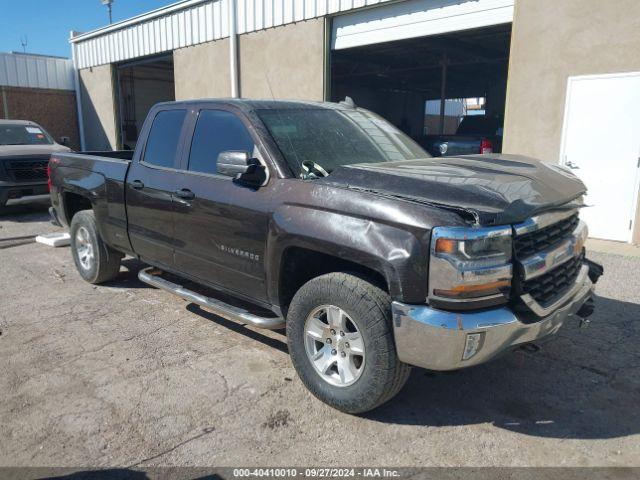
[116,54,175,150]
[330,24,512,145]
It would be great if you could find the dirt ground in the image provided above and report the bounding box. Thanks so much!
[0,202,639,468]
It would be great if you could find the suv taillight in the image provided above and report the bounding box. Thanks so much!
[480,138,493,154]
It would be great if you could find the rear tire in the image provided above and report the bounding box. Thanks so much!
[70,210,122,284]
[286,272,411,414]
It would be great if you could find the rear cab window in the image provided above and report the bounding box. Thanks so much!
[143,109,188,168]
[187,109,255,175]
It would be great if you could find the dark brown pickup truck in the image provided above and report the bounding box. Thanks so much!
[48,99,602,413]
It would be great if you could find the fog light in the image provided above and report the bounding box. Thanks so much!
[462,333,484,361]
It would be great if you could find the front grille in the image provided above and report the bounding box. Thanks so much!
[521,254,583,306]
[7,159,49,182]
[514,213,579,258]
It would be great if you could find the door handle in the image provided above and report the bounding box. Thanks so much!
[175,188,195,200]
[131,180,145,189]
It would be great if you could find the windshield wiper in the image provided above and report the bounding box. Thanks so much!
[0,143,29,146]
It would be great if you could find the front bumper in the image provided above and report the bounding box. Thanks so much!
[0,183,49,206]
[392,264,595,371]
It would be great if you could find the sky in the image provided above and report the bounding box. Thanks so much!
[0,0,173,58]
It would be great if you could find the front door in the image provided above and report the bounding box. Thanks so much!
[561,73,640,242]
[126,108,189,267]
[172,108,273,303]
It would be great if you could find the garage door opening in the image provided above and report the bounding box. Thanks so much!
[116,54,175,150]
[330,23,512,155]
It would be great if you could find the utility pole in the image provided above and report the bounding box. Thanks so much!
[101,0,114,24]
[20,35,27,53]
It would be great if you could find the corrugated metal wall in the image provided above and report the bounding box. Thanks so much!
[0,52,74,90]
[72,0,394,69]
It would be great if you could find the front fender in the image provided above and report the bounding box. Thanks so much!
[266,204,430,304]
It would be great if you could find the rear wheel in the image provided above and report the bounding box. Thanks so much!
[70,210,122,284]
[287,272,411,414]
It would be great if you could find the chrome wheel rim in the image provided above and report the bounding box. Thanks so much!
[304,305,365,387]
[75,226,94,270]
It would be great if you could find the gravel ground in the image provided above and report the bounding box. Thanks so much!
[0,203,639,468]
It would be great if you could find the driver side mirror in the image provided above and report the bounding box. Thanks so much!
[59,136,70,146]
[217,151,266,187]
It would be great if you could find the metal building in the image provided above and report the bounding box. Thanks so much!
[69,0,640,244]
[1,52,79,148]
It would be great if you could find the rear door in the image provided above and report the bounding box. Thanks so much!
[126,107,190,267]
[560,73,640,242]
[172,107,274,302]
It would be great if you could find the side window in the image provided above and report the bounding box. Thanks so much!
[188,110,255,175]
[143,109,187,168]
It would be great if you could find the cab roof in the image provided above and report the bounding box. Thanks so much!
[154,98,354,112]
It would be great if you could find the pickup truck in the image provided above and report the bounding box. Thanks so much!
[1,119,71,209]
[49,99,602,414]
[416,115,502,157]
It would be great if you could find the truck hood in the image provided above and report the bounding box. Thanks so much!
[0,143,71,157]
[319,154,586,225]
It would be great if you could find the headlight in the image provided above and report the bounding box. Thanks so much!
[429,225,512,308]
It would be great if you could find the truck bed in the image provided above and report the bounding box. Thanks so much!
[49,150,134,254]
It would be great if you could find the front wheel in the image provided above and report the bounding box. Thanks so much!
[286,272,411,414]
[70,210,122,284]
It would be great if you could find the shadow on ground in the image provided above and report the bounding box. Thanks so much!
[364,294,640,440]
[102,258,153,290]
[0,200,50,221]
[95,251,640,441]
[178,289,639,441]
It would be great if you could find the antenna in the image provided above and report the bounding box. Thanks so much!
[101,0,114,24]
[20,35,27,53]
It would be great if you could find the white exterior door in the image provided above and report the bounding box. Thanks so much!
[560,73,640,242]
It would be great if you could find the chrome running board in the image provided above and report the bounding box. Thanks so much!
[138,267,285,330]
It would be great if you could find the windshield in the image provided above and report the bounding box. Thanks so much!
[257,108,430,178]
[0,124,54,146]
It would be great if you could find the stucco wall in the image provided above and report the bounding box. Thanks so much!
[504,0,640,242]
[239,19,325,100]
[174,39,231,100]
[79,65,117,150]
[504,0,640,159]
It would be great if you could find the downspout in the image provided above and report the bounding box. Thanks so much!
[1,86,8,119]
[70,31,86,150]
[229,0,239,98]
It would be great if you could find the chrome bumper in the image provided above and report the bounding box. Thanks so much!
[392,264,595,371]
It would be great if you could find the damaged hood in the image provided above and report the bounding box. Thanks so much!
[319,154,586,225]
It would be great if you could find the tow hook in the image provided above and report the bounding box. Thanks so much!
[520,343,541,354]
[585,258,604,284]
[574,297,595,328]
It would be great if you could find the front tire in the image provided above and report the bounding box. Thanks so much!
[70,210,122,284]
[287,272,411,414]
